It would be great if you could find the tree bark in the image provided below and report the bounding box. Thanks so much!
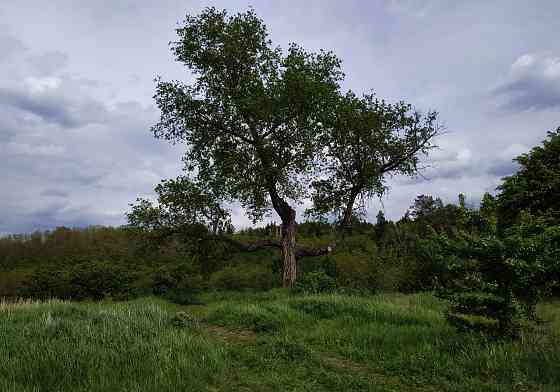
[281,211,297,287]
[267,186,298,287]
[342,188,360,230]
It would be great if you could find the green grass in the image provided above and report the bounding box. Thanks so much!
[1,292,559,391]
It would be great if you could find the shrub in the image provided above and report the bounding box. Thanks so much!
[332,252,376,293]
[209,264,277,291]
[22,261,137,301]
[292,271,337,294]
[436,213,560,338]
[151,262,205,304]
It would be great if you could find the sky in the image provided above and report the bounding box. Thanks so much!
[1,0,559,234]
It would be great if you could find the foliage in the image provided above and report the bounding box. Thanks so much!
[292,271,337,294]
[127,176,233,237]
[436,212,560,338]
[151,262,205,305]
[22,261,137,301]
[152,7,342,221]
[0,226,136,271]
[209,264,278,291]
[498,127,560,229]
[309,92,440,226]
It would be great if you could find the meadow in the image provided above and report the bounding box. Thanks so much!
[1,291,559,392]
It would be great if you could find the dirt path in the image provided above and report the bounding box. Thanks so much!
[200,322,439,392]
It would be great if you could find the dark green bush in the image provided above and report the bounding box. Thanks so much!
[292,271,337,294]
[22,261,137,301]
[436,213,560,338]
[209,264,277,291]
[151,262,203,294]
[151,262,205,304]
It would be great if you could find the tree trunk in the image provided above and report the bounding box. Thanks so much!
[281,211,297,287]
[342,189,360,231]
[268,186,298,287]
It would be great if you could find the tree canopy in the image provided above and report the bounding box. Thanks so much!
[309,92,440,227]
[498,127,560,228]
[127,176,232,238]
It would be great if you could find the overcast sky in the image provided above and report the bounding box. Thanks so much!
[1,0,559,234]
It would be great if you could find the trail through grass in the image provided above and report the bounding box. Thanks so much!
[1,292,559,391]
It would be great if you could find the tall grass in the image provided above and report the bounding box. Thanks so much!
[1,293,559,391]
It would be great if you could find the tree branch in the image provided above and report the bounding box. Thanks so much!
[295,242,337,259]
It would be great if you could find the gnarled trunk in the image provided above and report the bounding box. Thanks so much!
[342,188,360,231]
[280,210,297,287]
[268,185,298,287]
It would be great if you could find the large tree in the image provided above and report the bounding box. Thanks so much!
[309,92,440,228]
[151,8,342,286]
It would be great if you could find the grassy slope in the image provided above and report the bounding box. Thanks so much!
[1,292,559,392]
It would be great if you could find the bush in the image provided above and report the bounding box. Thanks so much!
[151,262,205,304]
[332,252,376,292]
[22,261,137,301]
[292,271,337,294]
[209,264,277,291]
[436,213,560,338]
[151,262,204,294]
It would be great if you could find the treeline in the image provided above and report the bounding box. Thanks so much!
[0,189,552,299]
[0,196,483,299]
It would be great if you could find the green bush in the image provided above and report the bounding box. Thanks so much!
[151,262,205,304]
[22,261,137,301]
[332,252,376,292]
[292,271,337,294]
[151,262,204,294]
[209,264,277,291]
[436,213,560,338]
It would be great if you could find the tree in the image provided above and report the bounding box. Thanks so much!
[151,8,342,286]
[436,211,560,338]
[309,92,440,228]
[374,210,388,240]
[127,176,232,238]
[409,194,444,220]
[498,127,560,229]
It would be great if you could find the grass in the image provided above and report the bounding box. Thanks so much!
[1,292,559,391]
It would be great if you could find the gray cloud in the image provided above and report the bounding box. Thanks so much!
[0,28,183,234]
[493,53,560,111]
[0,80,110,129]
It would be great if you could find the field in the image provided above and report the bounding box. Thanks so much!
[1,292,559,392]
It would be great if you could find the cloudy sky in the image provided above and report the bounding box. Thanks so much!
[1,0,559,234]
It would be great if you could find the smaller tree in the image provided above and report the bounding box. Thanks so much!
[374,210,388,240]
[409,194,444,220]
[127,176,232,238]
[436,211,560,338]
[309,92,440,228]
